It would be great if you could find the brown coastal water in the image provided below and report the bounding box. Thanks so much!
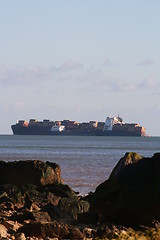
[0,135,159,194]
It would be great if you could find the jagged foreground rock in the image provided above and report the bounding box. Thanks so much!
[0,160,62,186]
[0,160,90,239]
[0,155,160,239]
[90,152,160,227]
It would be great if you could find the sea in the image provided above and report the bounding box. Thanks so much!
[0,135,159,195]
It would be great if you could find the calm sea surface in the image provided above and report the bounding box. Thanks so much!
[0,135,159,194]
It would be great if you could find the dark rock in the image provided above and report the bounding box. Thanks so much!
[0,192,8,204]
[0,184,24,206]
[10,210,51,223]
[41,195,90,223]
[41,202,56,220]
[58,197,90,221]
[17,221,84,239]
[0,160,62,186]
[78,212,98,224]
[2,155,160,238]
[0,191,14,211]
[10,211,35,223]
[31,211,51,222]
[68,226,84,239]
[42,183,76,198]
[46,192,61,206]
[24,192,33,210]
[14,232,26,240]
[82,191,94,203]
[90,152,160,226]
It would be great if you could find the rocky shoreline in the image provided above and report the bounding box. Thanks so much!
[0,153,160,239]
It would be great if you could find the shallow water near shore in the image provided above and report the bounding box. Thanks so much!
[0,135,159,194]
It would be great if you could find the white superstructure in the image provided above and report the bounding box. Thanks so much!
[51,125,65,132]
[103,116,122,131]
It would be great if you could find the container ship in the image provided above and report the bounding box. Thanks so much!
[11,116,146,137]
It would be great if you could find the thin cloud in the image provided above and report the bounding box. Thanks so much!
[0,65,8,81]
[0,61,84,86]
[109,79,136,92]
[55,60,83,72]
[103,59,117,67]
[79,74,158,93]
[74,65,103,83]
[1,63,158,94]
[138,78,157,88]
[137,58,155,66]
[78,73,137,93]
[113,78,158,93]
[0,65,45,86]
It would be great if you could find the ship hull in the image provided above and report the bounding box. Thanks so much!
[11,125,143,137]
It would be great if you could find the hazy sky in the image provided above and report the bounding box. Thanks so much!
[0,0,160,136]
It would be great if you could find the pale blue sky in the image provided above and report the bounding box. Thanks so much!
[0,0,160,135]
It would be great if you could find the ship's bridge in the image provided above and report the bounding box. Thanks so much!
[103,116,122,131]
